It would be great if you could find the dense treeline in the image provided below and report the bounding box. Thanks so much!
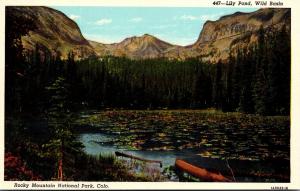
[219,25,291,115]
[75,56,214,109]
[6,26,290,115]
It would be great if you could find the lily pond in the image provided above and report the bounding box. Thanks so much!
[75,109,290,182]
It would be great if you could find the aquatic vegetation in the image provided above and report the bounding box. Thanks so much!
[75,109,290,161]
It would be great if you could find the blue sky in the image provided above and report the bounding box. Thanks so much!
[52,7,258,46]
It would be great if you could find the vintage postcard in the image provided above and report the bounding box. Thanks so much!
[0,0,299,190]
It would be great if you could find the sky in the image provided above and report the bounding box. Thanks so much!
[52,7,258,46]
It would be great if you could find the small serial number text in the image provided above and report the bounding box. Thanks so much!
[270,186,288,190]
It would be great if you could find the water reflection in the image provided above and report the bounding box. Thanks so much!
[78,132,197,167]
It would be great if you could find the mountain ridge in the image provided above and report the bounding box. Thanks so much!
[8,6,290,62]
[90,33,181,59]
[89,8,290,61]
[7,6,96,60]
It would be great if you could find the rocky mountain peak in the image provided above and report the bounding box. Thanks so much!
[190,8,290,62]
[7,6,95,60]
[8,7,290,62]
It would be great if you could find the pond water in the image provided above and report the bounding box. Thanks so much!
[77,132,198,168]
[75,109,290,182]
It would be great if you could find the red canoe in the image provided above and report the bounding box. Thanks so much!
[175,159,232,182]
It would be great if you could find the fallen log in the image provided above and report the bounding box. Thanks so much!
[175,159,232,182]
[115,151,162,167]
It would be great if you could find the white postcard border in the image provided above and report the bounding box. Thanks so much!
[0,0,299,190]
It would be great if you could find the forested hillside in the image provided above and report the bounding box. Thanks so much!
[6,24,290,115]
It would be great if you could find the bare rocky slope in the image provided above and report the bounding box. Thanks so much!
[7,6,95,60]
[8,7,290,62]
[189,8,291,62]
[90,34,178,59]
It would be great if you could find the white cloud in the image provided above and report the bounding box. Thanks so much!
[200,13,223,21]
[95,18,112,26]
[178,13,224,22]
[180,15,198,21]
[69,14,80,20]
[129,17,143,22]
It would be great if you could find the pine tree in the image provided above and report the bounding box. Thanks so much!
[239,47,255,113]
[44,77,83,180]
[5,7,36,113]
[253,26,269,115]
[276,25,290,115]
[224,51,235,111]
[213,60,224,109]
[232,48,242,111]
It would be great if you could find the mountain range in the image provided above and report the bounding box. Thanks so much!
[7,6,290,62]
